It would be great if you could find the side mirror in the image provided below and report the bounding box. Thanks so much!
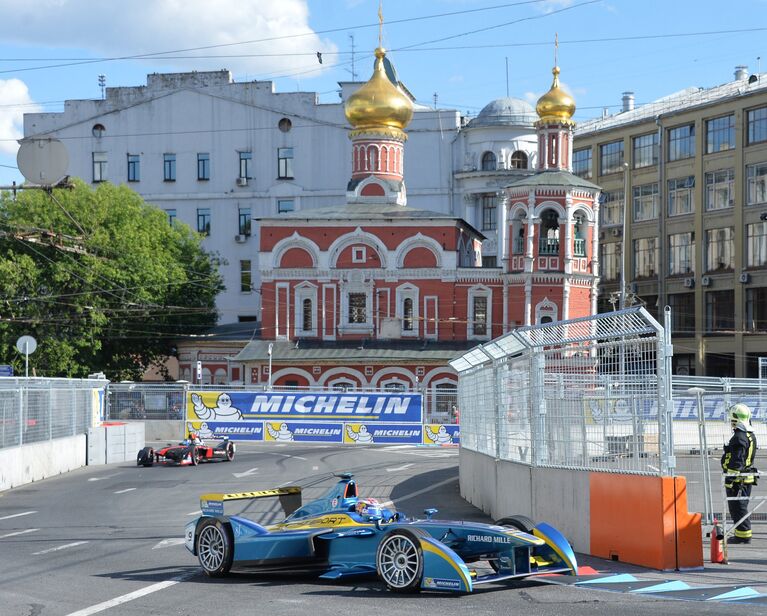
[424,508,438,520]
[369,514,383,529]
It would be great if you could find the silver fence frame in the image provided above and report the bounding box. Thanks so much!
[450,307,675,476]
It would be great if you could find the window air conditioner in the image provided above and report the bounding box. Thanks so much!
[701,275,711,287]
[235,234,247,243]
[236,177,248,187]
[739,272,751,284]
[683,277,695,288]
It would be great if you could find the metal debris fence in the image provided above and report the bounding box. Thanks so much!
[450,307,674,476]
[0,377,107,450]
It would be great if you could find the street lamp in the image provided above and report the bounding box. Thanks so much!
[267,343,273,391]
[620,162,630,310]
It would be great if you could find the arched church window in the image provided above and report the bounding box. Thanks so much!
[481,151,497,171]
[540,209,560,255]
[511,151,528,169]
[368,147,378,171]
[403,298,414,331]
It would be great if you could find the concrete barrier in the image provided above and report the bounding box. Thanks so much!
[0,435,86,492]
[460,448,702,570]
[126,419,183,443]
[87,422,146,465]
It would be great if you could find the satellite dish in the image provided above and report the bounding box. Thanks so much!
[16,335,37,355]
[16,138,69,186]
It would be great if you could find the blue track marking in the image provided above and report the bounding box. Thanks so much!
[576,573,638,585]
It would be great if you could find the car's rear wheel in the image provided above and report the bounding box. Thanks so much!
[376,529,425,593]
[196,519,233,576]
[137,447,154,467]
[224,442,235,462]
[489,515,537,572]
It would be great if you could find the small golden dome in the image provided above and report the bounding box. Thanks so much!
[345,48,413,136]
[536,66,576,124]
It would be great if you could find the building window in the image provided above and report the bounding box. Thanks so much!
[705,290,735,332]
[352,247,366,263]
[633,237,658,278]
[747,106,767,145]
[668,232,694,275]
[746,222,767,267]
[278,147,294,179]
[278,117,292,133]
[127,154,140,182]
[668,292,695,335]
[510,151,528,169]
[481,195,497,231]
[667,176,695,216]
[403,297,414,331]
[302,298,313,331]
[482,255,497,267]
[746,162,767,205]
[746,288,767,331]
[92,123,105,138]
[705,169,734,211]
[163,153,176,181]
[704,227,734,272]
[481,151,496,171]
[706,114,735,153]
[197,153,210,180]
[165,209,176,226]
[238,207,251,236]
[572,147,592,178]
[239,151,252,179]
[599,140,624,175]
[197,208,211,236]
[472,296,488,336]
[277,199,294,214]
[600,190,625,226]
[632,183,659,222]
[599,242,621,281]
[668,124,695,161]
[92,152,107,182]
[632,133,658,169]
[240,260,252,292]
[348,293,367,324]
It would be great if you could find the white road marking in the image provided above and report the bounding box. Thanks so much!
[0,511,36,521]
[312,466,319,471]
[381,445,415,450]
[152,538,185,549]
[232,467,259,478]
[113,488,136,494]
[269,453,307,461]
[64,572,196,616]
[87,474,120,482]
[386,463,415,472]
[390,476,458,505]
[33,541,88,555]
[0,528,38,539]
[187,510,201,516]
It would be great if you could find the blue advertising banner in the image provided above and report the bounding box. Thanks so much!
[586,395,767,424]
[344,423,422,445]
[264,421,344,443]
[188,391,423,423]
[188,420,264,441]
[423,424,460,445]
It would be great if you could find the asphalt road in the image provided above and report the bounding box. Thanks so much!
[0,442,753,616]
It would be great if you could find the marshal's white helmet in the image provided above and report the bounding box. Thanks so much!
[728,403,753,431]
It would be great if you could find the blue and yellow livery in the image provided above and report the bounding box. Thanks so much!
[185,473,577,593]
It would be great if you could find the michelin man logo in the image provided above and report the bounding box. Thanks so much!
[188,421,216,440]
[425,425,453,445]
[346,424,374,444]
[191,392,243,421]
[266,422,294,442]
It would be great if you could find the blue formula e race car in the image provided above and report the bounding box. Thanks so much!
[184,473,577,593]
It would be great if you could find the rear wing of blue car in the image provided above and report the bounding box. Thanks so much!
[200,487,302,517]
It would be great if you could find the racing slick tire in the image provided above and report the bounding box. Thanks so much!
[376,528,426,593]
[190,446,201,466]
[489,515,537,572]
[196,518,234,577]
[224,441,235,462]
[137,447,154,467]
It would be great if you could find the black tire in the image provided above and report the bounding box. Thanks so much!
[190,446,200,466]
[376,529,425,593]
[490,515,537,572]
[224,442,235,462]
[137,447,154,467]
[196,519,234,577]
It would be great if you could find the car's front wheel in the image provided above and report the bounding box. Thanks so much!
[136,447,154,467]
[196,519,234,577]
[224,441,235,462]
[376,529,425,593]
[190,446,201,466]
[489,515,537,572]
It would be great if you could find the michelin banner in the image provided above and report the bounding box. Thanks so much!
[185,391,459,445]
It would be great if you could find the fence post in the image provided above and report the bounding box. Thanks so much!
[531,352,547,465]
[660,306,675,476]
[18,383,23,446]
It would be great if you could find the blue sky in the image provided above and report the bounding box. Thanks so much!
[0,0,764,185]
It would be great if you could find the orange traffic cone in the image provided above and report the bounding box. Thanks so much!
[709,517,727,564]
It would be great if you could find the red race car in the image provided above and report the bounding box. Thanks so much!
[137,433,235,467]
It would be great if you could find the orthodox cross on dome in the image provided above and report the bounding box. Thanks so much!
[554,32,558,67]
[378,0,384,49]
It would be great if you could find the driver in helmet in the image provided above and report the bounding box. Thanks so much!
[721,403,758,544]
[188,431,203,446]
[355,498,383,520]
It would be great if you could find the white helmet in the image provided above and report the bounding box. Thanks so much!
[728,403,753,431]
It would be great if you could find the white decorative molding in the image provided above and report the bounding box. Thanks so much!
[394,233,443,268]
[327,227,390,269]
[271,232,320,269]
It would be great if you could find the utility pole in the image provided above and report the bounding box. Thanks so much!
[98,74,106,100]
[348,34,357,81]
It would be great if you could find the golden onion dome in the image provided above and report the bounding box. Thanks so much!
[345,47,413,136]
[536,66,576,124]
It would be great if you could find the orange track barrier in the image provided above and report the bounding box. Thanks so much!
[589,474,702,570]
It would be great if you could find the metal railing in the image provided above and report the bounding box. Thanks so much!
[0,377,107,450]
[538,238,560,255]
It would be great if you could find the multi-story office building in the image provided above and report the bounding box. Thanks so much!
[574,67,767,378]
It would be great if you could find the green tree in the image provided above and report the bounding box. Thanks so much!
[0,179,223,379]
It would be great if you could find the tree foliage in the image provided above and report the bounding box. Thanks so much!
[0,180,223,379]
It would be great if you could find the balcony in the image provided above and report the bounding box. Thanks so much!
[538,238,560,255]
[512,237,525,254]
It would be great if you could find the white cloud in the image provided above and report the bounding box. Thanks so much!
[0,79,40,156]
[536,0,574,13]
[0,0,338,78]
